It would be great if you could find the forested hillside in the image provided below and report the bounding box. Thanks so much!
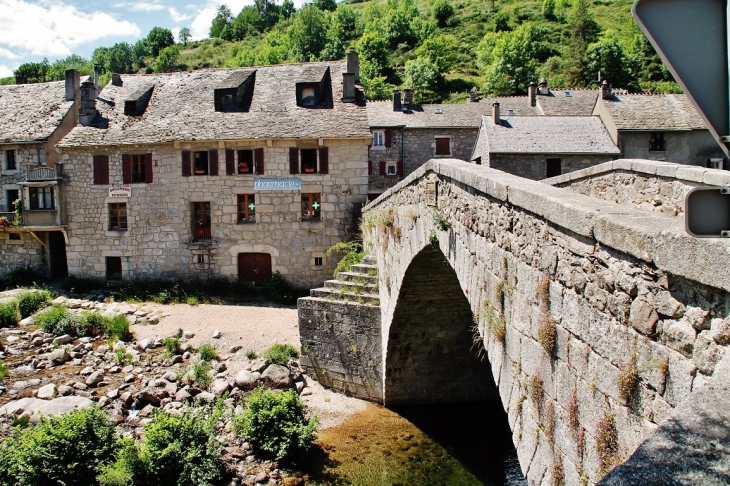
[2,0,679,103]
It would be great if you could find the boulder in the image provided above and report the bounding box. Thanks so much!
[655,291,685,318]
[710,318,730,345]
[693,331,725,374]
[235,370,257,390]
[48,348,71,365]
[210,379,230,397]
[196,391,216,403]
[0,396,93,421]
[262,364,292,389]
[37,383,57,399]
[212,329,222,339]
[662,319,697,358]
[629,296,659,336]
[137,338,154,351]
[175,389,191,401]
[53,335,74,346]
[137,387,165,406]
[86,371,105,387]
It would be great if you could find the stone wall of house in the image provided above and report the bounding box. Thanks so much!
[362,159,730,485]
[489,153,617,180]
[546,159,730,217]
[0,231,47,275]
[403,128,477,176]
[619,131,724,166]
[0,145,45,212]
[368,128,403,195]
[59,138,368,288]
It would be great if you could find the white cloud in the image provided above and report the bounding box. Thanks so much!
[112,0,165,10]
[0,0,141,57]
[169,7,192,23]
[189,0,254,40]
[0,47,20,60]
[0,64,13,77]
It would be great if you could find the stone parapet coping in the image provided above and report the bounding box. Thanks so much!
[365,158,730,292]
[542,158,730,187]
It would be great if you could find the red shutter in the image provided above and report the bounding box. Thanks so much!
[397,159,404,176]
[122,154,131,184]
[379,161,386,175]
[144,153,153,183]
[254,148,265,175]
[368,160,372,175]
[318,147,329,174]
[93,155,109,185]
[182,150,191,177]
[225,149,235,175]
[385,129,392,147]
[208,149,219,176]
[289,148,299,174]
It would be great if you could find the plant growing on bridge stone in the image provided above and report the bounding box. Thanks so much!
[552,461,565,486]
[528,374,543,414]
[326,241,364,278]
[431,208,451,231]
[596,412,619,477]
[617,354,639,404]
[538,314,558,358]
[479,304,506,344]
[544,400,555,445]
[428,229,439,250]
[567,389,579,432]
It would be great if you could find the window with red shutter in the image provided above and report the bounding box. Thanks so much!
[225,149,235,175]
[385,129,392,147]
[182,151,191,177]
[397,160,404,176]
[254,148,264,175]
[289,148,299,174]
[318,147,328,174]
[93,155,109,185]
[208,149,219,176]
[122,154,131,184]
[379,161,386,175]
[144,153,153,183]
[434,137,450,156]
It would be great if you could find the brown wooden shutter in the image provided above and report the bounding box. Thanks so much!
[144,153,153,183]
[318,147,328,174]
[397,159,404,176]
[254,148,265,175]
[379,161,386,175]
[122,154,131,184]
[208,149,219,176]
[385,129,392,147]
[182,150,191,177]
[368,160,372,175]
[225,149,235,175]
[93,155,109,185]
[289,148,299,174]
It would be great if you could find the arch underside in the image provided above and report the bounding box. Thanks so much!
[384,246,499,406]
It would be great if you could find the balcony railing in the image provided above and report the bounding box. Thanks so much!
[0,210,60,228]
[27,165,62,181]
[193,226,212,241]
[0,212,15,226]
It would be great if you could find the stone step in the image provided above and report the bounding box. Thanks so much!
[336,271,378,285]
[323,280,377,292]
[349,263,378,275]
[361,255,378,265]
[309,288,380,305]
[300,295,380,307]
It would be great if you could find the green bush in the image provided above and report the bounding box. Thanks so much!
[6,267,46,288]
[104,314,132,341]
[326,241,364,277]
[62,275,105,294]
[263,271,294,304]
[16,290,52,319]
[164,337,182,356]
[0,301,19,328]
[198,344,217,362]
[232,386,317,460]
[264,343,299,365]
[0,360,7,380]
[35,306,87,336]
[181,361,212,389]
[99,410,222,486]
[0,406,119,486]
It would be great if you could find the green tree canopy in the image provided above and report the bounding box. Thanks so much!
[146,27,175,57]
[432,0,455,28]
[482,23,545,95]
[288,5,328,61]
[404,56,440,102]
[155,45,180,72]
[210,5,233,38]
[417,33,460,73]
[179,27,191,45]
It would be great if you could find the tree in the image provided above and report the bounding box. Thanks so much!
[380,0,420,48]
[432,0,455,28]
[179,27,191,45]
[155,45,180,72]
[314,0,337,12]
[281,0,295,19]
[404,56,440,102]
[14,59,50,83]
[146,27,175,57]
[357,30,389,78]
[103,42,134,74]
[133,38,149,65]
[542,0,556,19]
[210,5,232,38]
[563,0,599,86]
[417,34,460,73]
[288,5,328,61]
[482,23,544,95]
[585,31,638,89]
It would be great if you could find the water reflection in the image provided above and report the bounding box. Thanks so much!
[302,401,526,486]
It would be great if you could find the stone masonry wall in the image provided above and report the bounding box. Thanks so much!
[363,159,730,485]
[0,231,47,275]
[0,145,46,212]
[59,138,368,287]
[489,154,616,180]
[619,130,724,166]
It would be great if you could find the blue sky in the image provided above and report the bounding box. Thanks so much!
[0,0,306,78]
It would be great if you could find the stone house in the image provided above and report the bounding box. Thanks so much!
[470,105,621,179]
[0,70,84,278]
[55,58,369,288]
[593,84,726,167]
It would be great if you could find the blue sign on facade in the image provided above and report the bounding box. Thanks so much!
[254,178,302,191]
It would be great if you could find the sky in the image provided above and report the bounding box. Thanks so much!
[0,0,307,78]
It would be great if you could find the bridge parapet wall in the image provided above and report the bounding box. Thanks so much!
[363,159,730,485]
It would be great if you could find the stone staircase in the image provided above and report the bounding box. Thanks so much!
[308,255,379,306]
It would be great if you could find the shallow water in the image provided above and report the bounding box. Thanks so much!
[302,401,527,486]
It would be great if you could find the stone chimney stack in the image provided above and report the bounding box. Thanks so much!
[346,48,360,83]
[111,74,123,86]
[93,64,99,93]
[342,72,356,102]
[601,79,612,99]
[528,81,537,107]
[65,69,79,101]
[403,89,413,109]
[493,102,501,125]
[469,86,478,102]
[15,75,27,85]
[392,90,402,111]
[538,78,549,95]
[79,80,98,126]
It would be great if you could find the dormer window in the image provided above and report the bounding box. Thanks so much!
[220,93,235,111]
[301,87,316,106]
[214,70,256,113]
[295,67,332,108]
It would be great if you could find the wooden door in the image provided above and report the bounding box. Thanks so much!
[237,253,272,287]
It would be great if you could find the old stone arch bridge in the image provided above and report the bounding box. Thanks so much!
[298,159,730,485]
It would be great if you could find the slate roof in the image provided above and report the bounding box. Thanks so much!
[598,93,705,131]
[366,100,488,128]
[476,116,621,155]
[536,89,599,116]
[58,62,369,147]
[0,79,83,144]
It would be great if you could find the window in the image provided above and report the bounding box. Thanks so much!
[9,233,20,240]
[289,147,328,174]
[194,151,209,175]
[131,154,146,183]
[434,137,451,156]
[301,193,321,220]
[109,203,127,230]
[301,86,316,106]
[238,150,253,174]
[220,93,234,112]
[372,131,385,147]
[6,189,19,211]
[546,158,561,178]
[237,194,256,223]
[386,162,398,176]
[649,132,666,152]
[5,150,16,171]
[193,202,211,240]
[314,257,323,266]
[301,149,317,173]
[29,187,54,210]
[196,254,206,264]
[106,257,122,280]
[123,153,152,183]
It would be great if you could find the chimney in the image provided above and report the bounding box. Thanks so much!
[342,72,356,102]
[538,78,549,95]
[469,86,478,102]
[15,75,27,85]
[79,80,98,127]
[346,48,360,83]
[403,89,413,110]
[492,102,500,125]
[392,90,401,111]
[528,81,537,107]
[601,79,612,100]
[111,74,123,86]
[93,64,99,93]
[65,69,79,101]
